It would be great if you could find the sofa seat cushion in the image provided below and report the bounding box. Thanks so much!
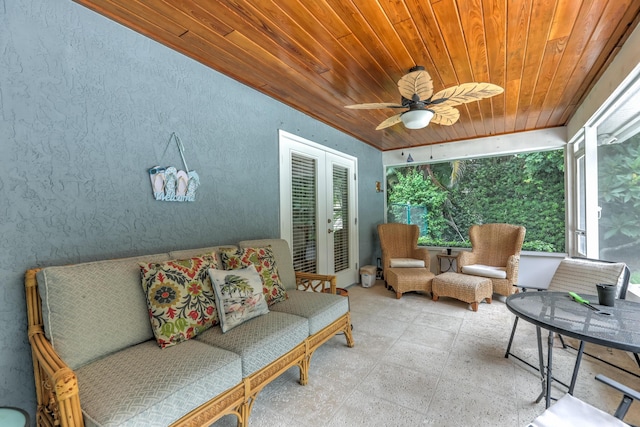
[269,290,349,335]
[461,264,507,279]
[37,253,171,370]
[76,339,241,427]
[195,311,308,377]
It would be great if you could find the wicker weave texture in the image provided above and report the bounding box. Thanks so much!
[387,268,434,298]
[432,272,492,304]
[377,223,431,281]
[457,223,525,296]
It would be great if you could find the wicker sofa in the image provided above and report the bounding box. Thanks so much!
[25,238,354,427]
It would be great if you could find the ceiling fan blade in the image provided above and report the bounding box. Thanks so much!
[430,82,504,107]
[398,70,434,101]
[375,113,403,130]
[429,105,460,125]
[345,102,404,109]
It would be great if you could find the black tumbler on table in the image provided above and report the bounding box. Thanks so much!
[596,284,616,307]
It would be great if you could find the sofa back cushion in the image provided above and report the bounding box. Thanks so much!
[169,246,237,264]
[139,254,219,348]
[37,253,170,370]
[239,239,297,291]
[209,265,270,333]
[219,246,288,305]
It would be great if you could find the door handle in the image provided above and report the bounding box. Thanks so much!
[328,228,333,233]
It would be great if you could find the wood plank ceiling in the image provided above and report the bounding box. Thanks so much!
[75,0,640,151]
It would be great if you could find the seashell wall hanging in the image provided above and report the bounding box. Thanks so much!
[149,133,199,202]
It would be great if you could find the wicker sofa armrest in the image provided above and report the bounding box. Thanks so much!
[25,269,84,427]
[295,272,337,294]
[30,333,82,427]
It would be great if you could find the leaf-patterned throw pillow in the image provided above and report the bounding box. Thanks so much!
[208,265,269,333]
[220,247,288,306]
[139,254,218,348]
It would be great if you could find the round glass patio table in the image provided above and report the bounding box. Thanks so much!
[506,291,640,408]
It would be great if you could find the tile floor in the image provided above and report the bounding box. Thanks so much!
[212,281,640,426]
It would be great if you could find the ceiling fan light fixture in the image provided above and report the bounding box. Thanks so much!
[401,109,434,129]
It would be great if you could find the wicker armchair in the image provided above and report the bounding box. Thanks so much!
[457,223,526,297]
[377,223,430,281]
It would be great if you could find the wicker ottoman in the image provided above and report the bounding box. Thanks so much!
[432,272,492,311]
[386,267,435,299]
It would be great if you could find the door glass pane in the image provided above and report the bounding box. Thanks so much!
[333,165,349,272]
[291,153,317,273]
[576,153,587,256]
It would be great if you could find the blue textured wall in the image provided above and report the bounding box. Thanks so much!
[0,0,383,418]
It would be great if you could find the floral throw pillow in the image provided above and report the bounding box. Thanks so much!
[220,247,287,306]
[208,265,269,333]
[139,254,218,348]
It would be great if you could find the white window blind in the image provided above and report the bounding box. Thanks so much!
[291,153,317,273]
[333,165,349,273]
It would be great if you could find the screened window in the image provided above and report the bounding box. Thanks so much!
[385,151,566,252]
[595,102,640,284]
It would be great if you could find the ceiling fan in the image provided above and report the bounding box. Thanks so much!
[345,66,504,130]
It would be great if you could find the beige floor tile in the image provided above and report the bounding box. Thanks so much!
[424,377,519,426]
[325,389,430,426]
[356,362,438,411]
[400,323,458,352]
[382,339,450,375]
[411,310,464,333]
[211,282,640,426]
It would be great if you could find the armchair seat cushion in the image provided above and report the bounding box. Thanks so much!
[461,264,507,279]
[389,258,426,268]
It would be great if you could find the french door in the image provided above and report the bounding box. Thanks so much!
[279,130,359,286]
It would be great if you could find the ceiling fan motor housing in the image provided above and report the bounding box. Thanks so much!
[401,108,435,129]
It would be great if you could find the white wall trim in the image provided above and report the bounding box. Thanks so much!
[381,127,567,166]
